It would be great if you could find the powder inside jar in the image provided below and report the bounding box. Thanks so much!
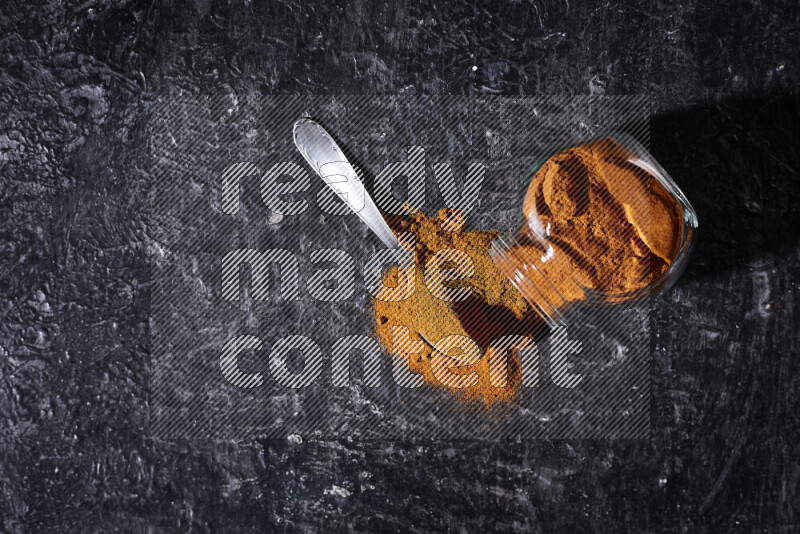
[513,137,683,309]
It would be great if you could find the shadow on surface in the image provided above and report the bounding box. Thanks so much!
[649,93,800,279]
[453,295,548,353]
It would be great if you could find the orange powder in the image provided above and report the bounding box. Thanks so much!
[371,138,683,406]
[372,210,539,406]
[505,137,683,312]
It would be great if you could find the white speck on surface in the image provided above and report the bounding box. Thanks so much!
[324,485,352,498]
[751,270,771,319]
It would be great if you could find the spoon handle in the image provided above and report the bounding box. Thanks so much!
[293,118,402,253]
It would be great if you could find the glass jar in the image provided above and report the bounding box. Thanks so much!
[490,133,698,327]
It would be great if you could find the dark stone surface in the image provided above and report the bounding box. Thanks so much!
[0,0,798,531]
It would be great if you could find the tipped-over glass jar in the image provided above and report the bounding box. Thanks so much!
[490,133,698,327]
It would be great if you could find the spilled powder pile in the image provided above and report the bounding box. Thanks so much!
[371,139,684,406]
[372,209,539,406]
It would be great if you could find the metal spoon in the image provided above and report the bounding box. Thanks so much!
[294,118,431,348]
[293,118,404,257]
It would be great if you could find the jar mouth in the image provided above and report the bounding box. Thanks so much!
[490,233,571,328]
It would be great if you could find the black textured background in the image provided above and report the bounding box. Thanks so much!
[1,0,799,532]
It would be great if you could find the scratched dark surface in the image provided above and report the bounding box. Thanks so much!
[1,0,799,532]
